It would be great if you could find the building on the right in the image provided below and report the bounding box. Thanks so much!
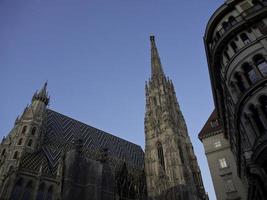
[204,0,267,199]
[198,110,247,200]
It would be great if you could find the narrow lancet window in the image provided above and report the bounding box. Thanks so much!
[157,142,165,170]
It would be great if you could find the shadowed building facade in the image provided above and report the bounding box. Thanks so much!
[204,0,267,199]
[144,36,208,200]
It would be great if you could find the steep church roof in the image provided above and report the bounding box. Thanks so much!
[44,109,144,166]
[19,109,144,177]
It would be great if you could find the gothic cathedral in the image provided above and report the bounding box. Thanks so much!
[0,36,207,200]
[144,36,207,200]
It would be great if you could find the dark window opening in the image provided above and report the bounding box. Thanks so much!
[259,95,267,117]
[228,16,237,26]
[22,181,33,200]
[18,138,23,145]
[157,142,165,170]
[234,73,246,93]
[242,62,258,84]
[31,127,36,136]
[22,126,27,134]
[240,33,251,45]
[13,151,19,159]
[1,149,6,156]
[36,182,46,200]
[10,178,24,200]
[178,146,184,164]
[253,54,267,76]
[222,21,230,31]
[28,139,33,147]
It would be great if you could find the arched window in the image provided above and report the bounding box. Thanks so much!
[228,16,237,26]
[242,62,258,84]
[249,104,265,134]
[157,142,165,170]
[36,182,46,200]
[22,126,27,134]
[234,73,246,93]
[46,185,53,200]
[230,41,238,53]
[222,21,230,31]
[22,181,33,200]
[10,178,24,200]
[253,54,267,76]
[1,149,6,156]
[13,151,19,159]
[18,138,23,145]
[240,33,250,45]
[28,139,33,147]
[31,127,36,136]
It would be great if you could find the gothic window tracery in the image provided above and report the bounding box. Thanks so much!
[13,151,19,159]
[28,139,33,147]
[157,142,165,170]
[18,138,23,145]
[22,126,27,134]
[31,127,36,135]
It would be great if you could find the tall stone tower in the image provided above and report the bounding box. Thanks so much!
[144,36,207,200]
[0,82,49,197]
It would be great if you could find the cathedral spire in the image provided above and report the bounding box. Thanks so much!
[32,81,50,106]
[150,35,164,78]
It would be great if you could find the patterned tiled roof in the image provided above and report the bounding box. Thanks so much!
[44,109,144,166]
[20,109,144,177]
[198,109,222,141]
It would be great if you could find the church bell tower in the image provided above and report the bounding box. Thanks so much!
[144,36,207,200]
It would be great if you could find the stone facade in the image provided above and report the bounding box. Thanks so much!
[204,0,267,199]
[199,110,247,200]
[144,36,208,200]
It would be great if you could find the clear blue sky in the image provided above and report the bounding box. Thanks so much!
[0,0,222,199]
